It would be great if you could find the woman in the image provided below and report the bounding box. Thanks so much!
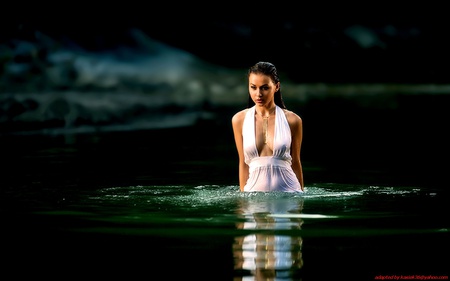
[232,61,304,192]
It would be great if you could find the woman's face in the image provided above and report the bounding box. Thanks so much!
[248,73,279,107]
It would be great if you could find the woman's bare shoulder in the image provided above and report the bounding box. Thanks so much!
[283,109,303,126]
[232,109,249,124]
[283,109,302,120]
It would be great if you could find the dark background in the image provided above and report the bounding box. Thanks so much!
[2,3,449,84]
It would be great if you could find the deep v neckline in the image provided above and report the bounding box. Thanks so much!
[254,106,277,157]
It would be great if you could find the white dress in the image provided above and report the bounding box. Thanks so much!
[242,105,303,192]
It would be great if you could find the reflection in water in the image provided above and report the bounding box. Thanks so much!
[233,194,305,280]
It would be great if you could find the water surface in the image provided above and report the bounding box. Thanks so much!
[1,129,448,280]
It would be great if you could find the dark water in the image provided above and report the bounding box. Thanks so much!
[1,126,448,280]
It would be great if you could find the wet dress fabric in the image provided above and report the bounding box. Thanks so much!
[242,106,303,192]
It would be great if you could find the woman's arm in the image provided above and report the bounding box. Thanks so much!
[288,111,304,191]
[232,111,249,191]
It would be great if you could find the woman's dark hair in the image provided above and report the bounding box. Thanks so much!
[247,61,286,109]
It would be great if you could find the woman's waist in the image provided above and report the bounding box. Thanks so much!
[248,156,292,170]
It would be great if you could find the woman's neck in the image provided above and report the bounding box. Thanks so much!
[256,105,276,118]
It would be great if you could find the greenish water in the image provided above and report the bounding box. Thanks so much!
[1,128,448,280]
